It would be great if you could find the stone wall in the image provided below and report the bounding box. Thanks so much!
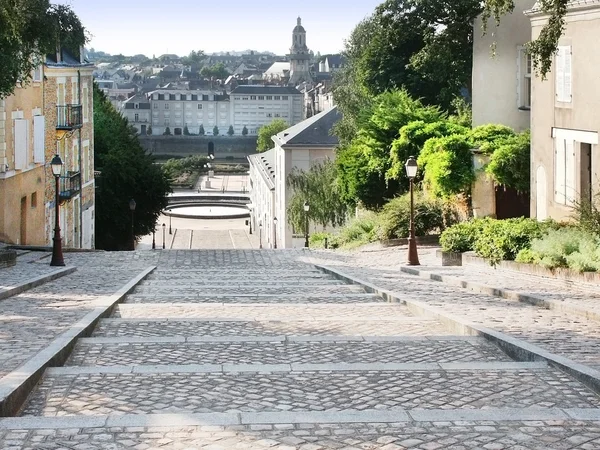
[139,136,258,159]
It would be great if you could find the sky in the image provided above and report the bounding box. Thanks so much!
[54,0,382,57]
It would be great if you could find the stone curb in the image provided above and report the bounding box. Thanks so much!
[3,408,600,429]
[0,266,156,417]
[315,264,600,397]
[0,266,77,301]
[400,266,600,323]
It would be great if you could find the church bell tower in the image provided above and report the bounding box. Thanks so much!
[288,17,312,86]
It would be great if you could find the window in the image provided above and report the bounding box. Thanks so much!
[31,192,37,208]
[134,113,139,122]
[250,95,257,100]
[242,97,249,100]
[274,113,280,117]
[14,119,28,170]
[192,95,198,101]
[266,96,272,100]
[554,138,576,206]
[158,94,164,100]
[517,47,532,110]
[198,104,203,110]
[169,94,176,100]
[556,46,572,103]
[153,103,159,109]
[235,97,241,100]
[274,96,280,100]
[164,104,169,110]
[82,85,89,122]
[258,96,264,100]
[282,96,288,100]
[164,119,170,126]
[32,65,42,82]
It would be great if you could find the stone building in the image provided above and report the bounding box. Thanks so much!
[122,94,152,135]
[288,17,313,86]
[44,49,96,249]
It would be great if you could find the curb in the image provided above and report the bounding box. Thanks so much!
[400,266,600,323]
[0,266,77,301]
[0,266,156,417]
[315,264,600,397]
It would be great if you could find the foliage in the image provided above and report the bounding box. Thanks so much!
[0,1,88,98]
[198,124,205,135]
[333,213,381,249]
[200,62,228,79]
[227,125,234,136]
[388,120,470,182]
[183,125,190,136]
[162,155,209,180]
[418,134,475,198]
[486,130,530,192]
[256,119,288,152]
[180,49,205,66]
[163,126,171,135]
[448,97,473,128]
[516,228,600,272]
[378,193,459,240]
[242,125,248,136]
[336,90,443,208]
[472,218,550,265]
[572,193,600,236]
[286,159,349,234]
[308,232,334,249]
[439,218,492,252]
[93,85,170,250]
[146,125,152,135]
[212,125,219,136]
[469,124,515,154]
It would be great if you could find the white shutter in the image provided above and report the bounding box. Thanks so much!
[554,138,566,204]
[33,115,45,163]
[14,119,28,170]
[565,139,576,206]
[563,47,572,102]
[555,47,565,102]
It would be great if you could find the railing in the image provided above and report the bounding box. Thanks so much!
[59,171,81,200]
[56,104,83,130]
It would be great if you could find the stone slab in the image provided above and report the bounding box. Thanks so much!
[240,410,412,424]
[0,266,76,301]
[408,408,570,422]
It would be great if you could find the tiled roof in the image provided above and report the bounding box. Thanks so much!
[231,85,301,95]
[248,148,276,190]
[273,106,341,147]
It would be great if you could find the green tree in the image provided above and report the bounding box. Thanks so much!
[0,1,87,98]
[242,125,248,136]
[256,119,288,152]
[146,125,152,135]
[200,63,229,79]
[198,124,205,135]
[183,125,190,135]
[213,125,219,136]
[163,126,171,135]
[93,85,171,250]
[227,125,234,136]
[486,130,531,193]
[286,160,349,234]
[181,49,205,66]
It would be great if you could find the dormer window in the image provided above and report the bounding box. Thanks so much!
[135,104,139,109]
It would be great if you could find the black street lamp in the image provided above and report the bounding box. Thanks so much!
[303,201,310,248]
[50,154,65,266]
[129,199,136,251]
[162,223,166,249]
[273,217,278,249]
[405,156,420,266]
[152,227,156,250]
[169,213,172,235]
[259,221,263,249]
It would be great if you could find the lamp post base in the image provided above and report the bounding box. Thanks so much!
[406,237,420,266]
[50,236,65,267]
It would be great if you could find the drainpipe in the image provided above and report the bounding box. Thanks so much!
[78,69,83,249]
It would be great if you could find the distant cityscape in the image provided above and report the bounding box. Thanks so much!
[92,17,344,136]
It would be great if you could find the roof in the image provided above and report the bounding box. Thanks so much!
[264,62,290,75]
[231,85,301,95]
[248,148,276,190]
[46,49,94,68]
[123,94,149,104]
[273,106,341,148]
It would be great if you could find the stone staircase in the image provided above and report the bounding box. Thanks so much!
[7,257,600,448]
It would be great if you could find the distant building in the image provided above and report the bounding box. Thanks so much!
[248,106,341,248]
[122,94,152,135]
[288,17,313,86]
[230,85,303,135]
[318,55,345,73]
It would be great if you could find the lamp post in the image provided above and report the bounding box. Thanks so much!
[152,227,156,250]
[303,201,310,248]
[405,156,420,266]
[50,154,65,266]
[259,221,262,249]
[129,199,136,251]
[273,217,278,249]
[162,223,166,249]
[169,213,172,235]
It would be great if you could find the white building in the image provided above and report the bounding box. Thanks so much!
[230,85,303,135]
[122,94,151,135]
[248,106,341,248]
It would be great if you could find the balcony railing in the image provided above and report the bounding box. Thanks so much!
[59,171,81,200]
[56,104,83,130]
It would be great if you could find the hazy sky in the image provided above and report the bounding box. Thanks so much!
[55,0,382,57]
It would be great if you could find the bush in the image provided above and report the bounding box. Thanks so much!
[213,126,219,136]
[333,213,380,248]
[146,125,152,135]
[378,193,458,240]
[439,218,491,253]
[227,125,234,136]
[515,228,600,272]
[163,126,171,135]
[183,125,190,136]
[486,130,530,193]
[309,232,335,249]
[242,125,248,136]
[573,193,600,236]
[199,124,205,136]
[469,124,515,154]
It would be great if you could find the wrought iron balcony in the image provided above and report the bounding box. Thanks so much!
[56,104,83,130]
[59,171,81,200]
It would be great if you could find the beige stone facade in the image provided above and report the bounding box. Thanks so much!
[528,1,600,221]
[0,75,48,245]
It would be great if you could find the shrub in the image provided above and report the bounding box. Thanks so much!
[334,213,380,248]
[378,193,457,240]
[146,125,152,135]
[486,130,530,193]
[199,124,205,135]
[469,124,515,154]
[309,232,335,249]
[573,193,600,236]
[183,125,190,136]
[439,218,491,253]
[242,125,248,136]
[473,218,547,265]
[227,125,234,136]
[163,126,171,135]
[213,126,219,136]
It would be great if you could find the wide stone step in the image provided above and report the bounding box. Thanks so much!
[111,303,418,320]
[132,284,366,296]
[146,271,331,281]
[93,317,455,338]
[66,338,512,367]
[141,279,345,286]
[124,293,382,304]
[21,367,599,417]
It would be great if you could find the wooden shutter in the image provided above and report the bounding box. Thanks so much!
[14,119,28,170]
[33,115,45,163]
[556,46,572,103]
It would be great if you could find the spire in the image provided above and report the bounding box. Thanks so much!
[297,17,301,26]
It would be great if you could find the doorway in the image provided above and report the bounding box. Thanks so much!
[140,125,146,135]
[20,196,27,244]
[581,143,592,204]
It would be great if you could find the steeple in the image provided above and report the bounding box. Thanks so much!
[288,16,312,86]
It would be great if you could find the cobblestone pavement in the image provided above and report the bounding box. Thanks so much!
[3,248,600,449]
[0,252,54,293]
